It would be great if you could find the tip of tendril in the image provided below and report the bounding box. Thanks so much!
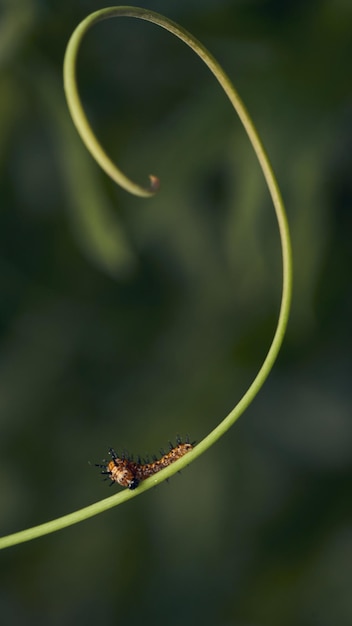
[149,175,160,192]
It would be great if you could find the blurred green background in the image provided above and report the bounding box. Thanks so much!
[0,0,351,624]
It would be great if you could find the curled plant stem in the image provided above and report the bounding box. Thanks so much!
[0,6,292,550]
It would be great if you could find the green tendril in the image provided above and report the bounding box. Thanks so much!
[0,6,292,550]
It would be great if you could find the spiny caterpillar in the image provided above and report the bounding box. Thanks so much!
[96,436,194,490]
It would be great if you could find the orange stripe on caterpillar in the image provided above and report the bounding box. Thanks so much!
[96,437,194,490]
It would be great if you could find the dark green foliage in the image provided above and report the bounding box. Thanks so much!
[0,1,351,624]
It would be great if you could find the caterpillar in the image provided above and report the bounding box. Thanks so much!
[96,436,194,490]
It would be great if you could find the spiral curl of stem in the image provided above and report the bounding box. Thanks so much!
[0,6,292,550]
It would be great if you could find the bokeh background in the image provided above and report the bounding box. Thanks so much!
[0,0,351,624]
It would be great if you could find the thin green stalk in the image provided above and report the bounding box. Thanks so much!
[0,6,292,550]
